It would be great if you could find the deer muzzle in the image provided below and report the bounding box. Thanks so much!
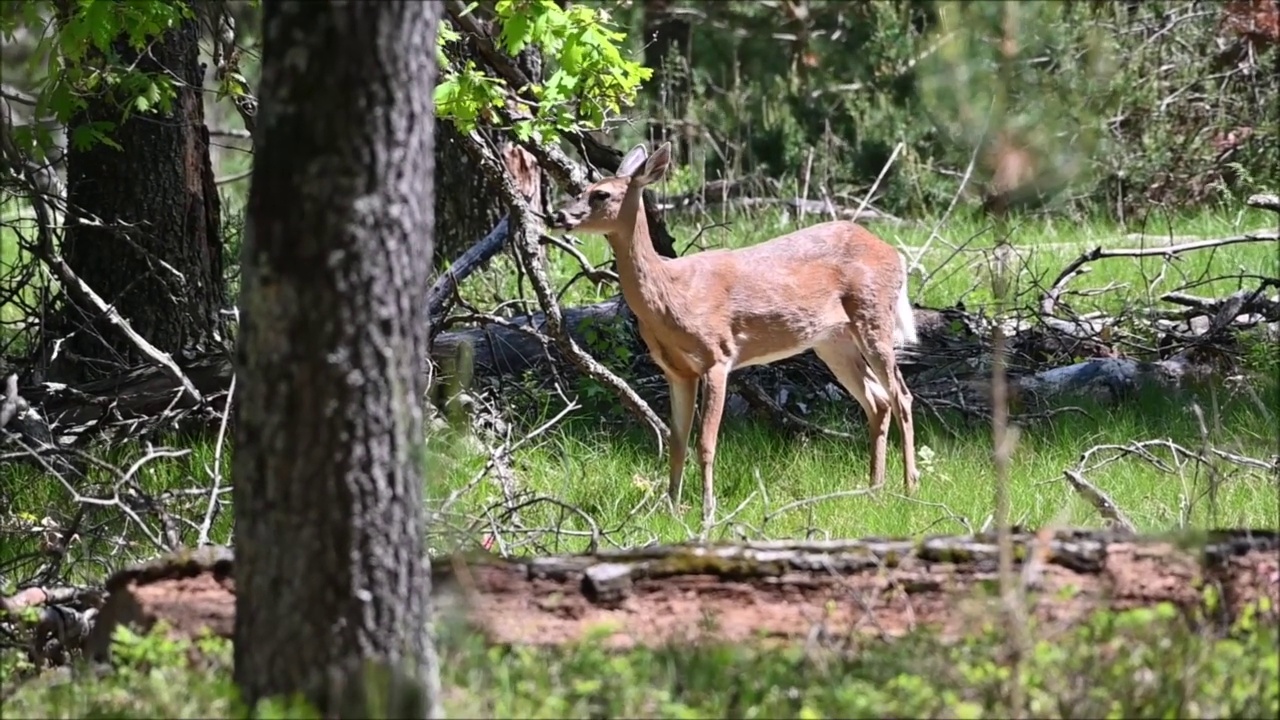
[548,209,579,230]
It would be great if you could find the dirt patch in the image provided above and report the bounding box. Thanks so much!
[84,545,236,662]
[83,530,1279,658]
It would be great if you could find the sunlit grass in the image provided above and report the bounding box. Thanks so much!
[453,203,1277,325]
[424,373,1279,552]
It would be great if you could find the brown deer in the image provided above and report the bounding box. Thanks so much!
[548,142,918,528]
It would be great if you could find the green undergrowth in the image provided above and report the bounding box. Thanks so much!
[4,598,1277,719]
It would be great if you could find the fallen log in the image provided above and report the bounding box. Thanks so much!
[76,529,1279,661]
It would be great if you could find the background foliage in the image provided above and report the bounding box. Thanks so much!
[612,0,1279,217]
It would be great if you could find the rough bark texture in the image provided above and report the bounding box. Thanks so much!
[82,530,1280,657]
[232,2,441,716]
[60,11,224,378]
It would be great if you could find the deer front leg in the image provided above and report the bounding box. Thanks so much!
[697,362,731,532]
[666,372,699,506]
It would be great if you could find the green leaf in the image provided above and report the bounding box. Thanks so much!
[500,11,530,56]
[435,0,651,140]
[80,0,118,51]
[69,124,101,152]
[434,79,459,107]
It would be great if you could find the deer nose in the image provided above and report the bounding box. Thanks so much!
[550,210,567,228]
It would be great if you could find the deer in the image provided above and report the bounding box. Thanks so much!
[548,142,919,529]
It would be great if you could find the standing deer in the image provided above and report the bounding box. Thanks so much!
[548,142,918,529]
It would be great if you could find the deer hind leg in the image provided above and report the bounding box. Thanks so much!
[891,363,918,492]
[852,325,918,495]
[666,372,699,505]
[696,362,731,531]
[814,340,892,490]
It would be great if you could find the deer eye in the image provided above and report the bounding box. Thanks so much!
[589,190,610,205]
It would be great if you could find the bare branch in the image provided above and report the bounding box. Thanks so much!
[1062,468,1137,532]
[1042,229,1280,316]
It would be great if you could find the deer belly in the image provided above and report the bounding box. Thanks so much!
[734,344,809,368]
[733,324,842,369]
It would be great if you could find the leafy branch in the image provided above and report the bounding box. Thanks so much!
[435,0,652,142]
[1,0,193,158]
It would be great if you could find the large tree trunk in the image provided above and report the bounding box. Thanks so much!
[233,2,442,717]
[59,10,224,380]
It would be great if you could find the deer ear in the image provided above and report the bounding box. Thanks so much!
[632,142,672,187]
[617,144,648,178]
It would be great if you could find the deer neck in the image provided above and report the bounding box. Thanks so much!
[607,192,669,316]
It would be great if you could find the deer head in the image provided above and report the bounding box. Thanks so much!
[547,143,672,233]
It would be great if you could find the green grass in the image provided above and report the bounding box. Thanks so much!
[2,208,1276,573]
[4,372,1273,573]
[0,198,44,335]
[415,204,1279,551]
[455,202,1278,321]
[5,598,1277,718]
[1,204,1277,720]
[423,375,1278,552]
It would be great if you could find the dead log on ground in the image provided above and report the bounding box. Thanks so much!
[76,529,1279,661]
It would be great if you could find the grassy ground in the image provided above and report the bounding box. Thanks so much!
[424,202,1279,552]
[425,377,1279,552]
[2,364,1274,575]
[1,203,1277,718]
[1,205,1277,570]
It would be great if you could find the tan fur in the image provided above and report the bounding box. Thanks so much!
[549,143,919,528]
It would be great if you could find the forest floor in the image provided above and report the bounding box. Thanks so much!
[2,205,1278,718]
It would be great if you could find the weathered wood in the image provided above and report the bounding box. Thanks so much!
[80,529,1280,658]
[1246,193,1280,213]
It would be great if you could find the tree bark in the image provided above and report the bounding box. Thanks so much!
[233,2,442,717]
[60,10,224,379]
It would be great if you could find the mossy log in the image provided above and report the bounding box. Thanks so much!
[79,529,1279,660]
